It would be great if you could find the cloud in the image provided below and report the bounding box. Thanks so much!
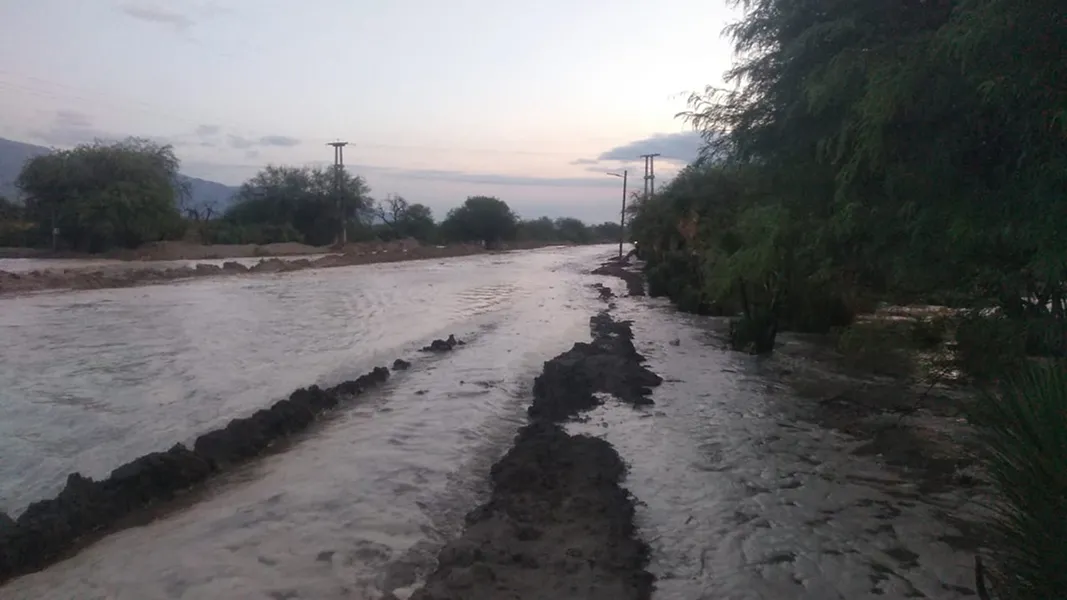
[195,124,220,137]
[226,135,253,150]
[226,134,300,150]
[181,159,628,190]
[258,135,300,147]
[118,3,196,31]
[576,131,704,166]
[54,110,93,130]
[364,166,620,188]
[28,110,116,147]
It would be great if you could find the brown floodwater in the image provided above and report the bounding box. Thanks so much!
[1,247,983,599]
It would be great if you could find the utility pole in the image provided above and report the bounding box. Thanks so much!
[639,153,660,201]
[606,170,627,258]
[327,141,349,246]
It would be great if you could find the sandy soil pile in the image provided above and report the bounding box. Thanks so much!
[0,240,563,296]
[411,273,658,600]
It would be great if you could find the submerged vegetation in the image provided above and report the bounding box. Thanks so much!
[628,0,1065,597]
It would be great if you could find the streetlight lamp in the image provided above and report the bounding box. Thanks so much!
[606,171,627,258]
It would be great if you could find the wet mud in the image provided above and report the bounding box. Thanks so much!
[592,257,645,297]
[413,285,660,599]
[772,336,985,499]
[0,335,463,585]
[0,241,574,296]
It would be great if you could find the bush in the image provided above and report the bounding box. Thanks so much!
[834,322,916,378]
[909,316,951,349]
[779,283,855,333]
[199,221,304,245]
[954,314,1029,383]
[970,361,1067,599]
[728,310,777,354]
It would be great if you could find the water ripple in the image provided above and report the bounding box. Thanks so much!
[0,245,616,600]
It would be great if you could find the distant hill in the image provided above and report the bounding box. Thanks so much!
[0,137,238,213]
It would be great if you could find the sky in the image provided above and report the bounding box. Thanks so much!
[0,0,739,223]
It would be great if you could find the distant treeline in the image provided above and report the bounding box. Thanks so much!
[0,139,622,253]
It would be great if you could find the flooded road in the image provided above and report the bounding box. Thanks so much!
[570,286,982,600]
[0,247,604,515]
[1,249,983,599]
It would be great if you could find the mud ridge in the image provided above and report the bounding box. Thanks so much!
[592,256,645,297]
[0,335,463,585]
[0,241,576,296]
[411,307,660,600]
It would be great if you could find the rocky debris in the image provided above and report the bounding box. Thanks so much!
[412,311,659,600]
[592,259,645,297]
[592,282,615,301]
[0,365,393,584]
[421,334,465,353]
[392,358,412,371]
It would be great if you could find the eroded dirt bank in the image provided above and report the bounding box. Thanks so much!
[411,295,660,599]
[0,240,575,295]
[0,334,463,585]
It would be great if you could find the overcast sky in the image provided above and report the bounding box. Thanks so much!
[0,0,737,222]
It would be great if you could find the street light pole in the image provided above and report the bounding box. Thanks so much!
[606,171,627,258]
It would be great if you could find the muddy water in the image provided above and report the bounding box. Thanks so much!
[0,245,607,513]
[0,254,337,274]
[2,250,985,599]
[569,288,982,600]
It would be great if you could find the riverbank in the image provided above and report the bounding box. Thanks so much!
[412,285,660,599]
[0,240,574,295]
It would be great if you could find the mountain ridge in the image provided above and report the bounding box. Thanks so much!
[0,137,238,212]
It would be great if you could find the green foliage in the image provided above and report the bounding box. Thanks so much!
[197,220,304,246]
[631,0,1065,363]
[439,196,518,246]
[970,362,1067,600]
[376,194,437,243]
[834,322,916,379]
[16,138,186,252]
[0,195,22,221]
[224,165,371,247]
[514,217,617,244]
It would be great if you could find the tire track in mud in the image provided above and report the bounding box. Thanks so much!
[412,261,660,600]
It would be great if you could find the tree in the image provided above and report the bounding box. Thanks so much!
[516,217,558,242]
[0,195,22,221]
[590,221,622,243]
[553,217,591,244]
[376,194,437,242]
[16,138,186,252]
[225,164,371,246]
[439,196,518,247]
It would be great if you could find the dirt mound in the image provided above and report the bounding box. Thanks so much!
[592,257,645,297]
[0,332,471,585]
[112,241,322,261]
[412,309,660,600]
